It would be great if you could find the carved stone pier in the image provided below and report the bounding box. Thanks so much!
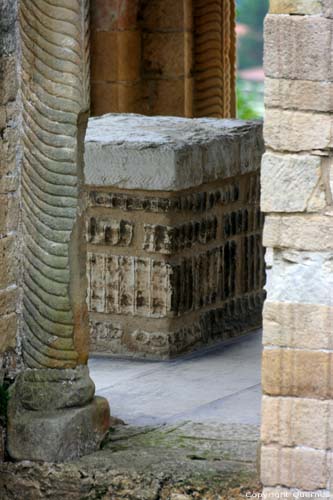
[85,114,265,359]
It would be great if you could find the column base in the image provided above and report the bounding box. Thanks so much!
[7,396,110,462]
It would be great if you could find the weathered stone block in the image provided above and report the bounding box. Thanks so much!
[0,313,16,353]
[263,215,333,252]
[264,108,333,152]
[7,396,110,462]
[0,57,18,104]
[85,115,264,358]
[261,396,332,449]
[267,249,333,306]
[143,33,185,78]
[265,78,333,113]
[0,3,17,56]
[0,126,18,181]
[145,79,186,117]
[264,15,333,81]
[0,193,19,234]
[11,367,95,411]
[262,348,333,399]
[87,217,133,246]
[0,286,17,316]
[263,301,333,350]
[261,153,326,212]
[117,31,141,81]
[270,0,333,16]
[90,31,118,82]
[89,292,264,359]
[84,114,263,191]
[269,0,323,15]
[0,235,16,289]
[143,217,218,254]
[261,445,328,491]
[140,0,185,31]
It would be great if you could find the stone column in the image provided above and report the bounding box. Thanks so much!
[6,0,110,462]
[261,2,333,497]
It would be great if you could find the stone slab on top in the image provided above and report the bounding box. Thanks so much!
[84,114,263,191]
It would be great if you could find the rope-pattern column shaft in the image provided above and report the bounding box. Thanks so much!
[20,0,90,368]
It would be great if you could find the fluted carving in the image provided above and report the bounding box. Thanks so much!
[193,0,236,118]
[20,0,90,369]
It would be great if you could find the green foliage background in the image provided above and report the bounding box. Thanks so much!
[237,84,260,120]
[237,0,269,70]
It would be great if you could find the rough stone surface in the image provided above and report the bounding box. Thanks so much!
[267,249,333,306]
[263,214,333,251]
[0,422,261,499]
[0,0,20,377]
[261,153,326,212]
[261,445,329,491]
[84,114,263,190]
[10,367,95,411]
[264,15,333,81]
[265,78,333,113]
[264,108,333,152]
[7,395,110,463]
[263,301,333,350]
[269,0,324,15]
[86,185,264,358]
[0,313,16,353]
[270,0,333,16]
[262,347,333,399]
[261,395,333,450]
[0,2,17,56]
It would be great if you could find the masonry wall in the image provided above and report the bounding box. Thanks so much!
[261,2,333,497]
[0,0,21,462]
[0,2,20,377]
[90,0,236,118]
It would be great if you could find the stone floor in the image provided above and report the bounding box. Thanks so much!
[1,332,263,499]
[89,329,262,427]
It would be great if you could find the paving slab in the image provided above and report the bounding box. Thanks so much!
[89,330,262,426]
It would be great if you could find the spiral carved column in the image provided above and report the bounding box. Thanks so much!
[7,0,110,463]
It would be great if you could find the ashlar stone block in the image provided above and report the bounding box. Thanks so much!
[270,0,323,15]
[263,301,333,350]
[261,153,326,213]
[265,78,333,113]
[264,15,333,81]
[261,445,329,491]
[263,215,333,252]
[85,114,265,359]
[270,0,333,17]
[262,347,333,399]
[267,249,333,306]
[261,395,332,450]
[264,108,333,152]
[85,114,263,191]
